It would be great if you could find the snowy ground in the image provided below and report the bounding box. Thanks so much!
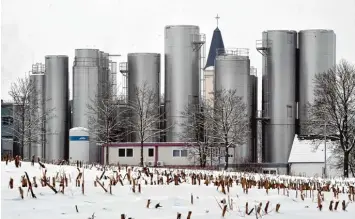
[1,161,355,219]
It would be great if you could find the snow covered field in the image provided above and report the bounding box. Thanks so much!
[1,161,355,219]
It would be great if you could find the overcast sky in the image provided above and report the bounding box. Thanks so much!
[2,0,355,105]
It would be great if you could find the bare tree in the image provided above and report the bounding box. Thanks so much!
[179,100,217,167]
[86,83,124,164]
[208,89,250,170]
[126,82,170,166]
[8,76,53,159]
[305,60,355,177]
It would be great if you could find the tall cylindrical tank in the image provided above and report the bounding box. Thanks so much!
[69,127,90,163]
[30,72,45,158]
[261,30,297,164]
[127,53,161,142]
[298,29,336,134]
[45,55,69,161]
[72,49,99,128]
[214,49,251,163]
[73,49,100,163]
[164,25,200,141]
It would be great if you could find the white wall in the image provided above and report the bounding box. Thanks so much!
[106,147,155,165]
[290,162,324,177]
[157,147,192,166]
[103,145,241,167]
[104,146,195,166]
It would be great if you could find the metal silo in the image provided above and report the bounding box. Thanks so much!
[45,55,69,161]
[165,25,203,142]
[298,29,336,135]
[214,49,251,163]
[258,30,297,164]
[73,49,100,162]
[127,53,161,142]
[30,63,45,158]
[72,49,99,128]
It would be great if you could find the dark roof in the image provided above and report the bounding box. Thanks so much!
[204,27,225,69]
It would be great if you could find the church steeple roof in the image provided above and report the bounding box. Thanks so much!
[204,15,225,69]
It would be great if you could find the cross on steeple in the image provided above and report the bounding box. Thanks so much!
[215,14,220,27]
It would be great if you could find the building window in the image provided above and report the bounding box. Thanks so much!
[173,150,180,157]
[118,148,125,157]
[181,150,188,157]
[118,148,134,157]
[148,148,154,157]
[2,117,13,125]
[126,148,133,157]
[173,149,188,157]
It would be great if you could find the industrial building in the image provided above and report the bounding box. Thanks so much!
[288,135,340,177]
[5,22,336,171]
[1,100,14,157]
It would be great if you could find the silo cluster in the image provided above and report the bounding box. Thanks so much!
[19,24,335,167]
[257,29,336,165]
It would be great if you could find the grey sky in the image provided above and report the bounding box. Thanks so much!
[2,0,355,104]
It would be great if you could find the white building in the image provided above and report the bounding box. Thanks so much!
[288,135,341,178]
[101,142,238,167]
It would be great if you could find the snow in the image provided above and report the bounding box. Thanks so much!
[70,127,89,132]
[1,161,355,219]
[288,135,335,163]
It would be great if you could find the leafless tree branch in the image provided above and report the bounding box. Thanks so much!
[207,89,250,170]
[179,100,219,167]
[125,82,172,166]
[304,60,355,177]
[86,81,126,164]
[8,76,54,159]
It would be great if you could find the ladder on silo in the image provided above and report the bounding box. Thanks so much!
[192,33,207,103]
[256,37,271,121]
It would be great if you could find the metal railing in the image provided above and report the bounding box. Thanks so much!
[216,48,249,57]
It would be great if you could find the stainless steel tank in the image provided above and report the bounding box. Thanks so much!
[298,29,336,134]
[30,71,45,158]
[261,30,297,164]
[164,25,200,141]
[73,49,100,163]
[72,49,99,128]
[127,53,161,142]
[45,55,69,161]
[214,49,251,163]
